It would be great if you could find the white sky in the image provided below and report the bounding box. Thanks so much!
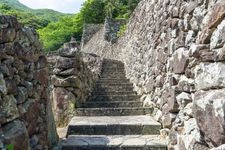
[19,0,86,14]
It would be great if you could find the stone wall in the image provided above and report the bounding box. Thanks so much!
[50,40,103,127]
[81,0,225,149]
[82,18,126,54]
[104,18,127,43]
[0,15,58,149]
[81,24,103,48]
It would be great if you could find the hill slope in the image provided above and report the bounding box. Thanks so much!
[0,0,68,29]
[0,0,28,10]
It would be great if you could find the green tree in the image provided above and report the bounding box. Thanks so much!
[0,3,11,10]
[80,0,105,23]
[38,14,84,51]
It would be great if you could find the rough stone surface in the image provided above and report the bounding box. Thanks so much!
[81,0,225,148]
[211,144,225,150]
[194,62,225,90]
[81,24,103,47]
[67,115,161,135]
[62,135,167,149]
[0,15,58,150]
[194,89,225,148]
[2,120,29,150]
[62,59,164,149]
[69,115,160,126]
[49,40,103,127]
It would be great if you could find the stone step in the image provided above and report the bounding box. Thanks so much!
[101,69,125,72]
[102,61,124,65]
[102,68,125,71]
[103,60,124,63]
[101,70,125,73]
[94,86,134,91]
[61,135,167,150]
[101,71,125,74]
[92,91,137,96]
[102,62,124,65]
[100,75,127,79]
[89,95,140,101]
[96,80,131,84]
[99,78,128,81]
[102,63,124,66]
[102,68,125,72]
[67,116,161,135]
[101,71,126,74]
[98,78,129,81]
[75,107,153,116]
[103,62,124,65]
[77,101,143,108]
[100,75,127,78]
[101,72,126,77]
[95,83,133,87]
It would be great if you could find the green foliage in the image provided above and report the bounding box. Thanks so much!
[117,24,127,37]
[32,9,69,23]
[104,0,140,19]
[38,14,83,51]
[7,144,14,150]
[79,0,140,24]
[80,0,105,24]
[0,3,11,10]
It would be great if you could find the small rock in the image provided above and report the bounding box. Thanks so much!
[0,73,7,95]
[160,128,170,139]
[162,112,177,128]
[0,95,19,124]
[59,47,78,57]
[183,103,193,117]
[172,48,189,74]
[176,92,192,109]
[30,135,39,148]
[16,86,28,104]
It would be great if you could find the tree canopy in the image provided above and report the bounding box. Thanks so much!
[38,14,84,52]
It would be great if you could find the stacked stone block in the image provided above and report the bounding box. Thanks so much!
[51,40,102,127]
[0,15,57,150]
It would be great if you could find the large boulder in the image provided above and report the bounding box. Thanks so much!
[51,75,82,88]
[210,20,225,49]
[2,120,30,150]
[55,56,78,70]
[194,89,225,147]
[177,118,202,150]
[52,87,76,126]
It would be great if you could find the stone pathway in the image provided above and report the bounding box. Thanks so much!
[61,59,167,150]
[63,135,166,149]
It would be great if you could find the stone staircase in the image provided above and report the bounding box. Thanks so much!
[61,59,167,150]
